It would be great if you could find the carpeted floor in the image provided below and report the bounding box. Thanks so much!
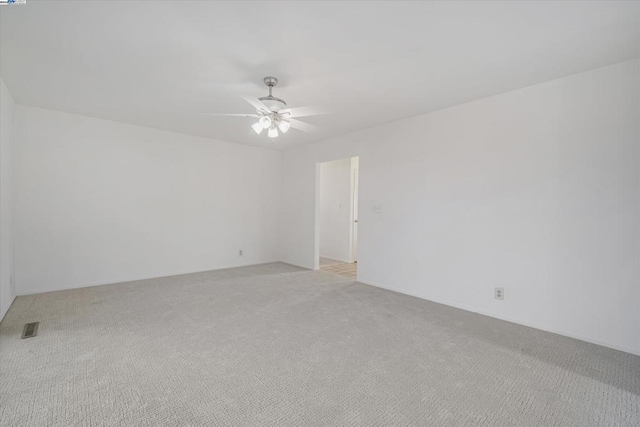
[1,262,638,426]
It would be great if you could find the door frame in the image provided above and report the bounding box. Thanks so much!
[313,156,360,270]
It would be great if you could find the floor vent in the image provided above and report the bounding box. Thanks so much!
[21,322,39,339]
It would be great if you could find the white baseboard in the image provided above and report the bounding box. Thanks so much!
[15,263,638,357]
[319,255,353,264]
[17,259,282,296]
[0,294,17,323]
[357,276,640,357]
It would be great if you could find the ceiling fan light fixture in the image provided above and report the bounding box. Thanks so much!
[251,122,263,134]
[278,120,290,133]
[259,115,272,129]
[207,76,322,142]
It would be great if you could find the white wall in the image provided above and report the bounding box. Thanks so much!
[280,60,640,355]
[319,158,353,262]
[14,106,282,295]
[0,78,16,321]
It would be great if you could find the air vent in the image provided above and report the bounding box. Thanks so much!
[21,322,39,339]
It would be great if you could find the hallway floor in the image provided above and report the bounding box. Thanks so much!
[319,257,357,279]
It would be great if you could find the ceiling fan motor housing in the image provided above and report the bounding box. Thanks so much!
[259,96,287,112]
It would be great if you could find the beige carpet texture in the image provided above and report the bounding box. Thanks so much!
[1,262,639,426]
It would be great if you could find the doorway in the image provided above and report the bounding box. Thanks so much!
[316,156,359,280]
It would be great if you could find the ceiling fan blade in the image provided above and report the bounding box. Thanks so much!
[200,113,260,118]
[280,106,328,118]
[288,118,320,133]
[240,95,272,113]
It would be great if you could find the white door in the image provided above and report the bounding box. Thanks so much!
[351,167,359,262]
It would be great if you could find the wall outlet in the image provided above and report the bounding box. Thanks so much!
[238,249,243,257]
[495,287,504,300]
[372,205,384,213]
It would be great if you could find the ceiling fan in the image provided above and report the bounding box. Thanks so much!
[202,77,324,139]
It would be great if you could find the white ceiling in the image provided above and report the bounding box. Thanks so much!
[1,1,638,150]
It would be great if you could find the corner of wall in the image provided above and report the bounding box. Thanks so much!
[0,77,16,322]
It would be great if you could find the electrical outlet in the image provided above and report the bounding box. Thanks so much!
[372,205,384,213]
[495,287,504,300]
[238,249,243,257]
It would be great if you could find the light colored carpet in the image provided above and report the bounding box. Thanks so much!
[1,262,638,426]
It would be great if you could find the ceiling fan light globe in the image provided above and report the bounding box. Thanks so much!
[268,127,279,138]
[278,120,290,133]
[251,122,263,134]
[259,116,272,129]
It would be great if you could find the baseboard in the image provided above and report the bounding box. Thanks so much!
[319,255,352,264]
[0,293,17,323]
[17,259,282,296]
[279,258,314,270]
[16,265,638,357]
[357,276,640,357]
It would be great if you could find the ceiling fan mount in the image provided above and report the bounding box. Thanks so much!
[263,76,278,87]
[258,76,286,112]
